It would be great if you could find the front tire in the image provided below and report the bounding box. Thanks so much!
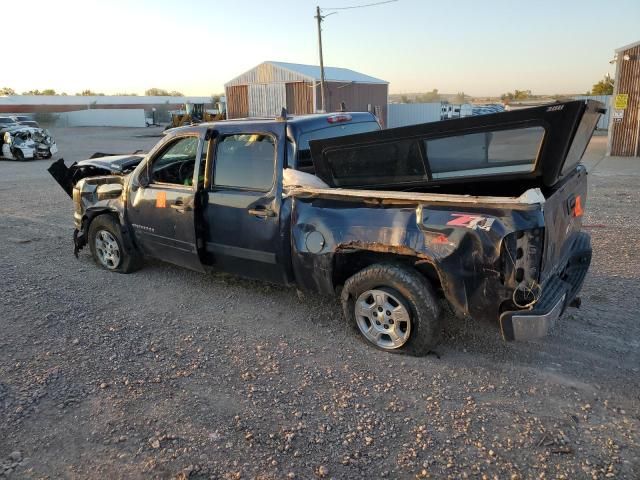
[12,148,25,161]
[341,263,441,356]
[88,215,142,273]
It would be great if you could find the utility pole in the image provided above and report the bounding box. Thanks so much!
[314,1,397,114]
[315,5,327,113]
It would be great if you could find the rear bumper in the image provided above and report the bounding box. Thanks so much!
[500,232,591,341]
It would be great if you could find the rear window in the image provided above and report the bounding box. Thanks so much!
[297,121,380,151]
[327,139,425,184]
[295,121,380,171]
[320,125,545,187]
[427,126,545,179]
[562,110,600,175]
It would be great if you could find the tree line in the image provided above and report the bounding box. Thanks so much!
[394,75,615,105]
[0,87,188,96]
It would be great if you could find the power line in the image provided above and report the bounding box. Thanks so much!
[315,0,397,112]
[322,0,398,12]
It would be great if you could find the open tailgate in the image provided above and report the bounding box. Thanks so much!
[309,100,604,190]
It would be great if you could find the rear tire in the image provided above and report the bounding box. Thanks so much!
[341,263,441,356]
[88,215,142,273]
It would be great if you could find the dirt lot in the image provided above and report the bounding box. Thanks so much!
[1,129,639,479]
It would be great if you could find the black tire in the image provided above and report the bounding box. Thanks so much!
[87,215,142,273]
[12,148,25,161]
[341,263,441,356]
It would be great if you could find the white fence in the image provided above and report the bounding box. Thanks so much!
[387,103,442,128]
[573,95,612,130]
[56,109,147,127]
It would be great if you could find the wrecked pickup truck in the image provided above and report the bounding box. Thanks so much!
[49,102,602,355]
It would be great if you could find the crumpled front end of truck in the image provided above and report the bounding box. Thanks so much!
[49,155,142,256]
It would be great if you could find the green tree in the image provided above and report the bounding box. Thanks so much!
[21,89,58,95]
[145,88,170,96]
[453,91,466,103]
[0,87,16,96]
[500,89,532,103]
[76,90,104,96]
[400,94,411,104]
[169,90,184,97]
[415,89,440,103]
[591,75,614,95]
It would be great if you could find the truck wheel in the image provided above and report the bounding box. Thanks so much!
[88,215,142,273]
[341,263,441,356]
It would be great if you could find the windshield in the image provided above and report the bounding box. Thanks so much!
[0,118,15,124]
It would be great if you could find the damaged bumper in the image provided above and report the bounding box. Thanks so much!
[500,232,592,341]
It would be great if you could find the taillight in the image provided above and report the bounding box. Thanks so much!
[327,114,352,124]
[573,195,584,217]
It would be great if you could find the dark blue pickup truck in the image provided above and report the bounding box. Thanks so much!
[50,101,602,355]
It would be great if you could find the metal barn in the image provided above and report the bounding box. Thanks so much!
[224,61,388,125]
[608,40,640,157]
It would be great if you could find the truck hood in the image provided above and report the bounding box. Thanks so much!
[78,154,145,173]
[48,153,145,197]
[309,100,604,190]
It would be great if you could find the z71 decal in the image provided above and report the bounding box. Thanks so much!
[447,214,496,231]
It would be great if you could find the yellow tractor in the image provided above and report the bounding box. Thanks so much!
[168,102,225,129]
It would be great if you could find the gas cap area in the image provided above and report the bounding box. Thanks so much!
[305,231,326,253]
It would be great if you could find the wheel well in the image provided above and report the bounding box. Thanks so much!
[84,210,138,252]
[332,250,442,294]
[84,210,119,232]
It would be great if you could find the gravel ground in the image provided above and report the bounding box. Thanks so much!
[0,129,638,479]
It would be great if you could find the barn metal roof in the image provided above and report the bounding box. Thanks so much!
[225,61,388,86]
[615,39,640,52]
[270,61,388,84]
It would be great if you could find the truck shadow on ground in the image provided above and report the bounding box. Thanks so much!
[132,258,639,392]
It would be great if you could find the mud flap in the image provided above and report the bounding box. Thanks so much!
[73,228,87,258]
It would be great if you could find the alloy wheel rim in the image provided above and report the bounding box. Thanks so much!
[95,230,121,269]
[354,289,411,349]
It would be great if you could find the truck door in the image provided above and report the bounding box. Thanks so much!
[127,133,205,272]
[204,124,288,283]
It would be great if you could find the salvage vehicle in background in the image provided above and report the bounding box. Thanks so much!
[49,101,602,355]
[2,126,58,160]
[0,116,18,129]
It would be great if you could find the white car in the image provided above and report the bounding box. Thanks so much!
[1,126,58,160]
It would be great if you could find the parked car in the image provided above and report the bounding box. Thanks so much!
[49,101,602,355]
[18,120,40,128]
[2,126,58,160]
[11,115,33,123]
[0,116,18,129]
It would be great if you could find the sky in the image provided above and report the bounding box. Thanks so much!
[2,0,639,97]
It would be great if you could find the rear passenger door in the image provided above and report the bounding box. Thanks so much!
[204,124,288,283]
